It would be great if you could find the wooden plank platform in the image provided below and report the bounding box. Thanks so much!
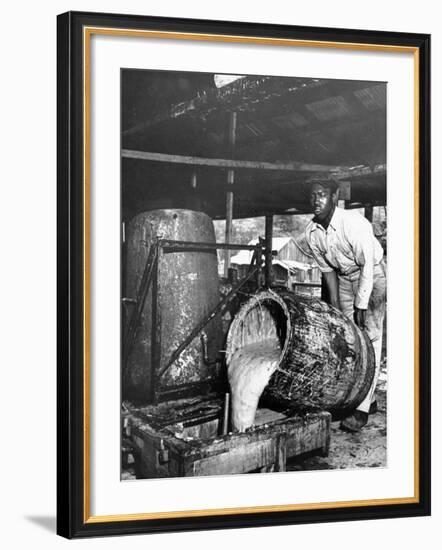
[125,396,331,478]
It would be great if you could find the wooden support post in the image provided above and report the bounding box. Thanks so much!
[255,244,263,288]
[224,193,233,277]
[264,215,273,288]
[364,203,374,222]
[224,112,237,277]
[274,434,287,472]
[190,171,197,189]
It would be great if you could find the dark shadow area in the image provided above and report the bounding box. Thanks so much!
[25,515,56,533]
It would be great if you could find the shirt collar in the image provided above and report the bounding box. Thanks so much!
[311,206,341,232]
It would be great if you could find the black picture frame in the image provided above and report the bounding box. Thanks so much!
[57,10,431,539]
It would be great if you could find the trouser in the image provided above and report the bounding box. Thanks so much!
[338,261,387,414]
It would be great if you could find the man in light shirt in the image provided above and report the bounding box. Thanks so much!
[305,179,386,432]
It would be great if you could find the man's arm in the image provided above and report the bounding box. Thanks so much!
[324,270,366,328]
[348,217,376,310]
[346,216,376,330]
[322,270,340,310]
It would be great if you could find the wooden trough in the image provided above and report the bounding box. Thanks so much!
[125,395,330,478]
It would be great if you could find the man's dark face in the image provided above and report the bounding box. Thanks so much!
[310,183,336,222]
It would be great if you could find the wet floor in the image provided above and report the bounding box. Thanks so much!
[122,361,387,478]
[288,363,387,471]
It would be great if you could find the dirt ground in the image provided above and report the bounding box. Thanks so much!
[287,315,388,472]
[288,362,387,471]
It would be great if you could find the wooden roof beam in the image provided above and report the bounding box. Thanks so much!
[122,148,386,179]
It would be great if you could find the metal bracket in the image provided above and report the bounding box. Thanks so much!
[123,238,159,376]
[156,242,263,380]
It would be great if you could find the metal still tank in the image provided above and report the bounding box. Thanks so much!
[124,209,222,404]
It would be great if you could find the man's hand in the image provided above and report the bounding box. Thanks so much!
[354,307,367,330]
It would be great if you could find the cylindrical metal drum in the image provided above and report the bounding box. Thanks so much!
[226,289,375,411]
[124,209,222,404]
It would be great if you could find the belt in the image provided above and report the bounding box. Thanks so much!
[338,267,359,278]
[338,259,385,279]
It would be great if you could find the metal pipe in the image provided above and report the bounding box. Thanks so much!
[151,245,162,404]
[123,241,159,372]
[200,331,218,367]
[222,393,230,435]
[158,263,260,379]
[160,239,259,253]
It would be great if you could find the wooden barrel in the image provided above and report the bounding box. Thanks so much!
[124,209,222,404]
[226,289,375,411]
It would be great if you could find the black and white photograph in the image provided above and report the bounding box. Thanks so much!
[120,69,388,480]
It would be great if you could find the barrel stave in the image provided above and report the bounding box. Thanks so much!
[226,290,375,412]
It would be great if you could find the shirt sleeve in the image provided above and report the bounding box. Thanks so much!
[304,227,334,274]
[346,216,375,309]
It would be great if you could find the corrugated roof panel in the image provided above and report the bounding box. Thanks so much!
[305,96,352,121]
[245,122,262,136]
[271,112,309,130]
[271,115,293,129]
[354,84,386,111]
[287,112,309,127]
